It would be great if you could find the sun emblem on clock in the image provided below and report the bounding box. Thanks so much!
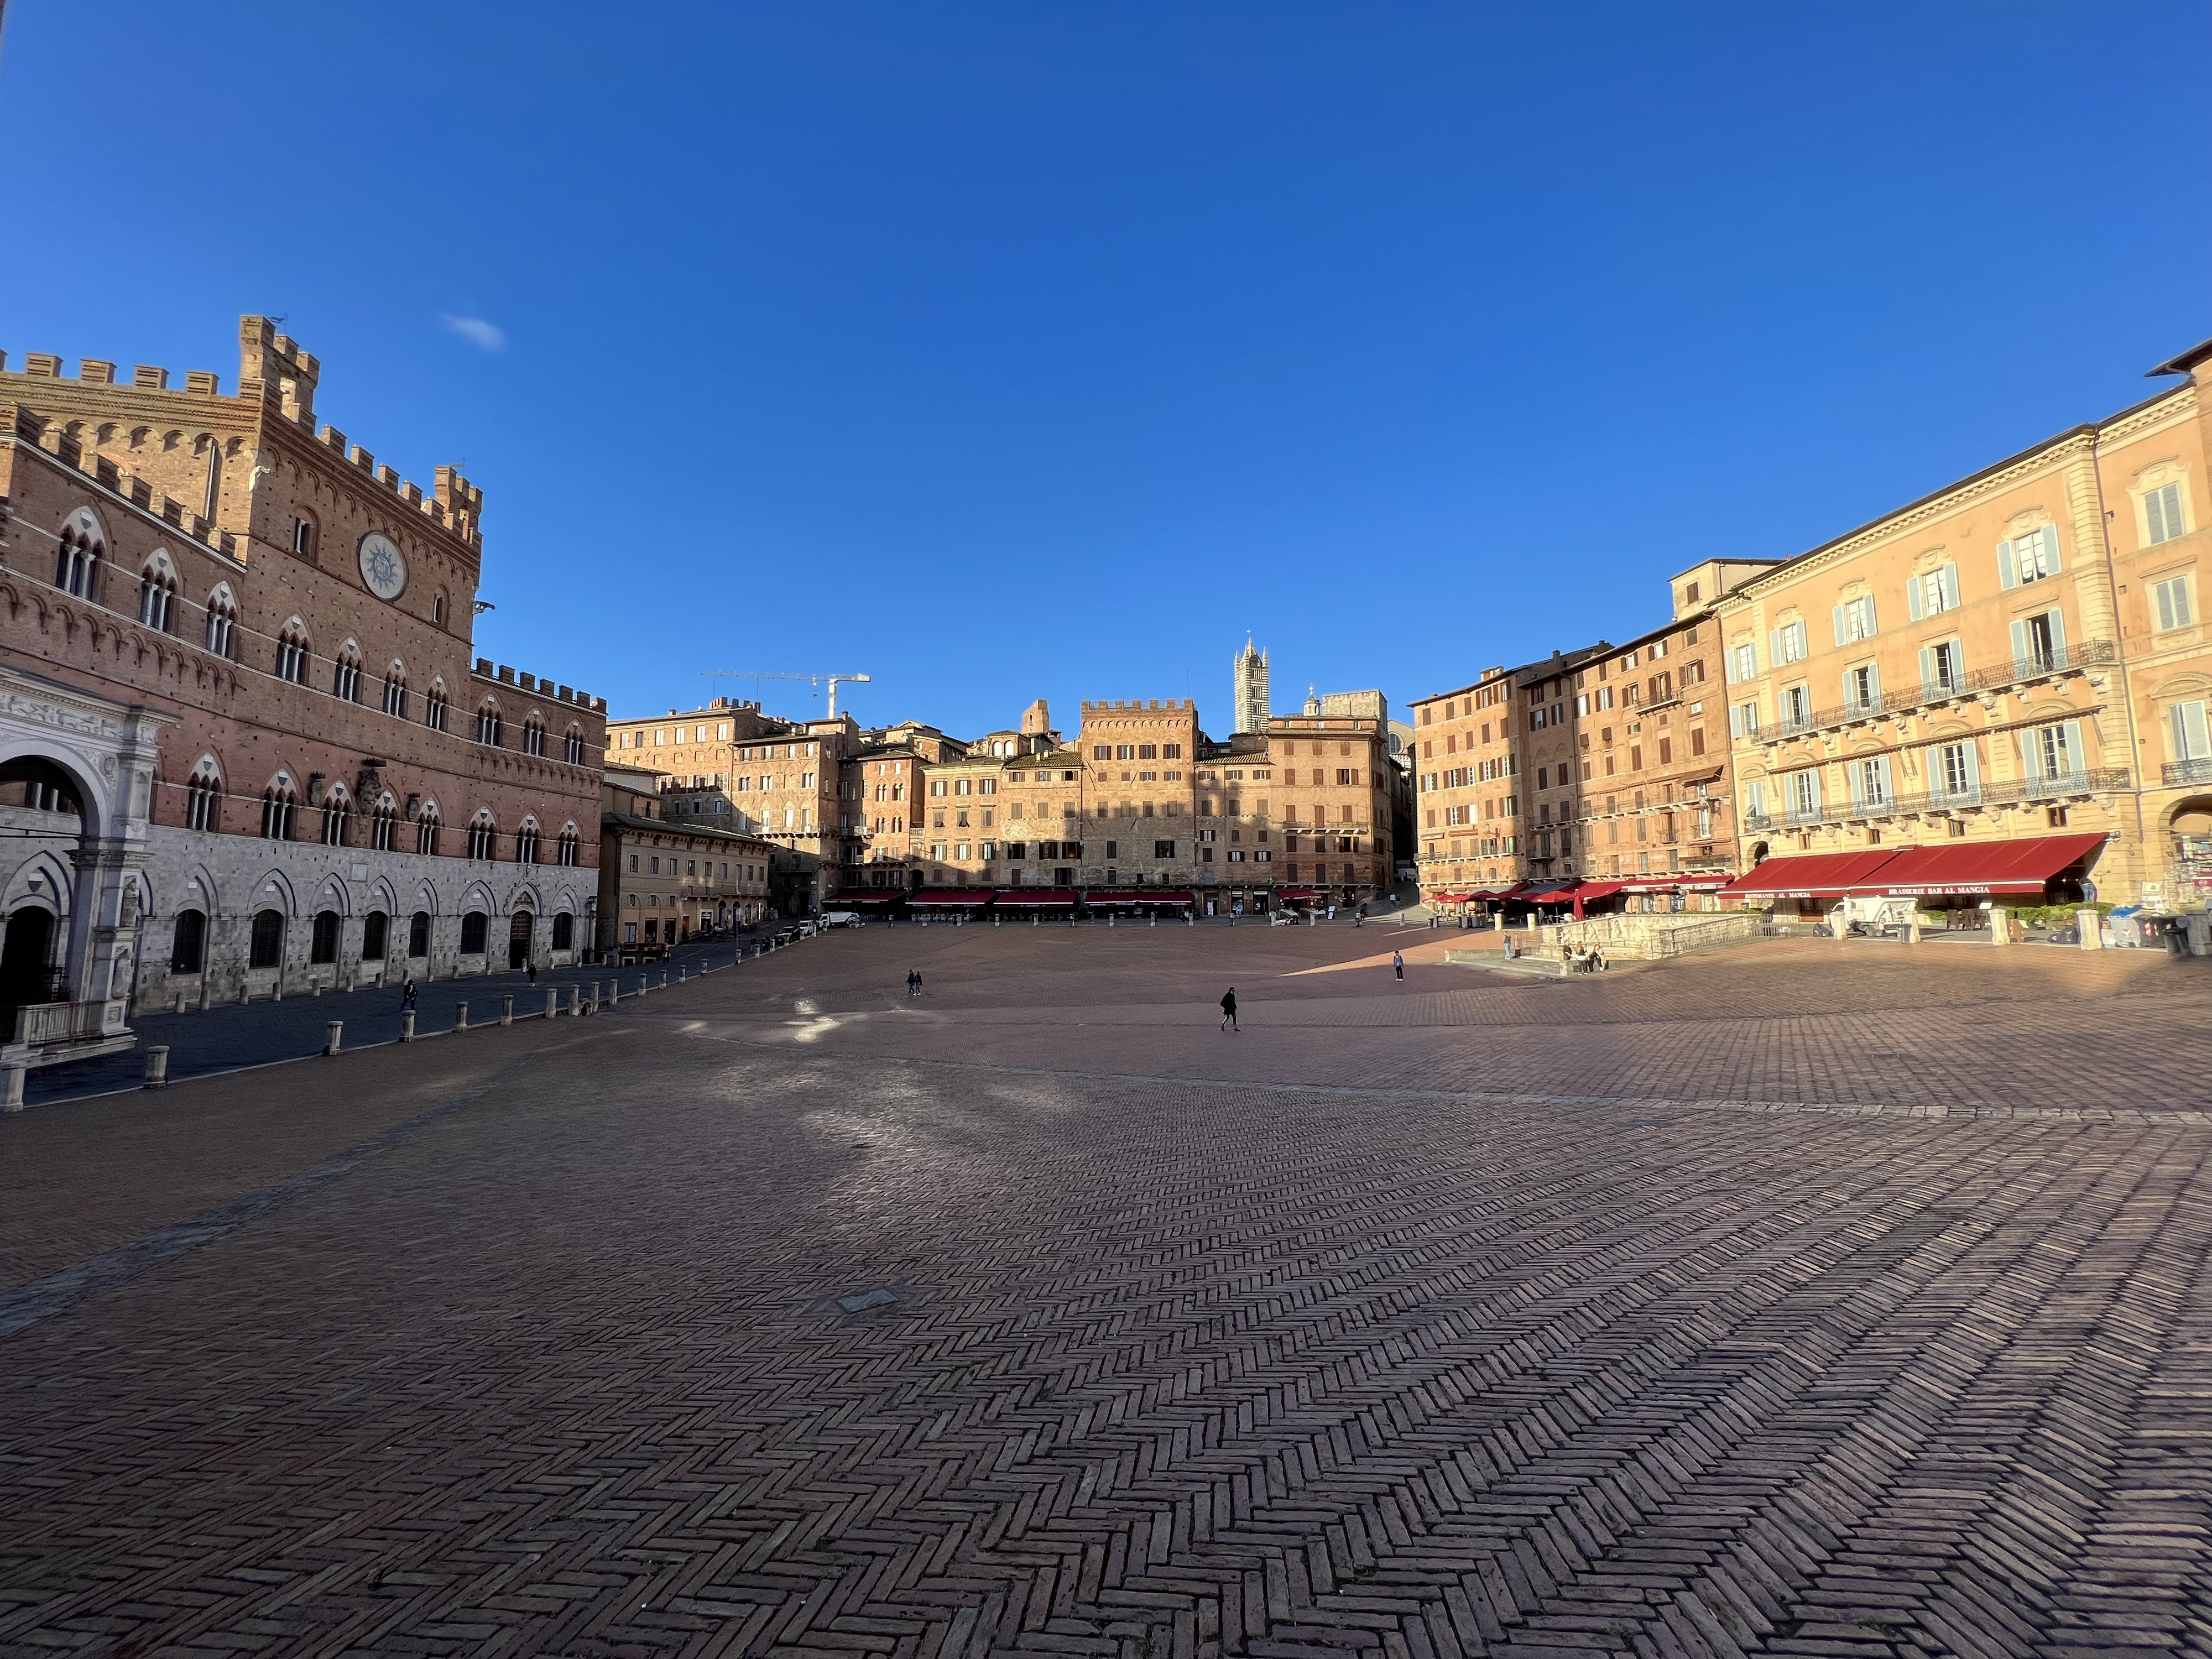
[357,532,408,601]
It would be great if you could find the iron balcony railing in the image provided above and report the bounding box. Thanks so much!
[2163,758,2212,787]
[1754,769,2130,830]
[1756,640,2116,744]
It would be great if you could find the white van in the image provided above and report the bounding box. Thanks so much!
[818,911,861,929]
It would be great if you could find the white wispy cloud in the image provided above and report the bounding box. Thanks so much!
[439,314,507,353]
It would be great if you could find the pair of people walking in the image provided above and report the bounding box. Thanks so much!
[906,970,924,997]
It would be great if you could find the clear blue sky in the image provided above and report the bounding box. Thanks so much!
[4,3,2205,738]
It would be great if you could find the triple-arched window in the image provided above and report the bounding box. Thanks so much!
[370,792,399,852]
[262,775,298,840]
[138,552,178,633]
[331,641,363,703]
[563,725,585,765]
[382,662,408,718]
[522,718,546,758]
[185,759,223,831]
[205,583,237,656]
[415,800,442,857]
[274,619,310,684]
[320,785,351,847]
[556,825,581,867]
[474,701,502,747]
[57,512,102,599]
[515,818,540,865]
[425,681,450,733]
[465,811,497,862]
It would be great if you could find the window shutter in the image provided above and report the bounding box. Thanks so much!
[1842,671,1855,709]
[1908,576,1924,621]
[1832,606,1846,648]
[1875,755,1893,800]
[1940,562,1959,610]
[2177,700,2210,760]
[1866,662,1881,704]
[1997,540,2017,589]
[1862,596,1877,635]
[1769,629,1781,669]
[2010,619,2030,667]
[2063,720,2084,779]
[2041,524,2062,575]
[1963,740,1981,792]
[2047,607,2067,661]
[1919,646,1935,696]
[1729,705,1744,739]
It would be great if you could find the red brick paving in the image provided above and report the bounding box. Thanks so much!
[0,928,2207,1656]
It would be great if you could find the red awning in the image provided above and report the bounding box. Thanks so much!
[1086,890,1194,905]
[1427,891,1474,904]
[1276,887,1318,900]
[911,889,994,906]
[1846,832,2108,897]
[1567,880,1627,902]
[833,891,907,906]
[995,889,1078,906]
[1719,850,1902,900]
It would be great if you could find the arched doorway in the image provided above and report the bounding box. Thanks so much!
[2169,797,2212,900]
[508,911,534,971]
[0,906,58,1043]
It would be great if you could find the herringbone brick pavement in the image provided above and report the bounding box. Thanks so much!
[1,931,2207,1657]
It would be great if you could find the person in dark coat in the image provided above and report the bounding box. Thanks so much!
[400,978,418,1013]
[1220,988,1238,1031]
[907,969,922,997]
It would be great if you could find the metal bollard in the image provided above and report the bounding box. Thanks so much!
[324,1021,342,1056]
[456,1001,469,1032]
[401,1009,417,1042]
[609,979,620,1004]
[547,988,559,1019]
[1,1063,23,1112]
[640,973,649,997]
[679,964,688,982]
[662,969,670,988]
[144,1045,171,1087]
[501,994,513,1027]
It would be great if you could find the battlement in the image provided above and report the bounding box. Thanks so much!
[468,656,605,712]
[2,349,222,394]
[1,320,484,551]
[0,402,240,560]
[1078,698,1195,714]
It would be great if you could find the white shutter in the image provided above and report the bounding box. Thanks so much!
[2176,700,2210,761]
[1769,629,1781,669]
[2047,607,2067,662]
[2041,525,2063,575]
[1729,705,1744,739]
[1866,662,1882,705]
[2010,619,2030,668]
[1832,606,1846,648]
[1861,596,1877,637]
[1908,576,1924,621]
[1874,755,1893,803]
[1963,740,1981,793]
[1918,646,1936,696]
[1940,563,1959,610]
[1998,540,2018,589]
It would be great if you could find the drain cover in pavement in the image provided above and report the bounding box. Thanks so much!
[837,1288,899,1314]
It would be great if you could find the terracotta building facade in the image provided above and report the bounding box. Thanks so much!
[0,320,606,1063]
[1718,336,2212,915]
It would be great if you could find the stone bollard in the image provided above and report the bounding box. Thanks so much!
[174,991,187,1014]
[1034,914,1040,927]
[312,981,322,997]
[1110,914,1116,927]
[1905,920,1921,945]
[1150,912,1156,927]
[501,995,514,1027]
[609,979,621,1005]
[640,974,649,997]
[324,1021,343,1056]
[2078,907,2104,951]
[401,1009,417,1042]
[456,1001,470,1032]
[1989,905,2009,947]
[547,988,560,1019]
[144,1045,171,1087]
[1,1063,23,1112]
[680,964,688,982]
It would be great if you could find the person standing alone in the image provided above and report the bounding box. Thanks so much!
[1392,950,1404,982]
[1220,987,1238,1031]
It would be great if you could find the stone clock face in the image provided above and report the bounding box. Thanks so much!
[358,532,407,601]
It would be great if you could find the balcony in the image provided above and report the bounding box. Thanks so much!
[4,997,135,1070]
[1760,769,2130,831]
[1760,641,2116,745]
[2163,758,2212,788]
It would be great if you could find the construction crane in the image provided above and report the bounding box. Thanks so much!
[702,670,873,719]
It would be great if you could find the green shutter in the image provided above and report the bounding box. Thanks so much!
[1997,539,2017,589]
[2010,619,2029,667]
[1908,575,1924,621]
[2176,700,2210,761]
[1940,562,1959,609]
[1832,606,1846,648]
[1919,646,1936,696]
[2047,607,2067,662]
[2041,525,2063,575]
